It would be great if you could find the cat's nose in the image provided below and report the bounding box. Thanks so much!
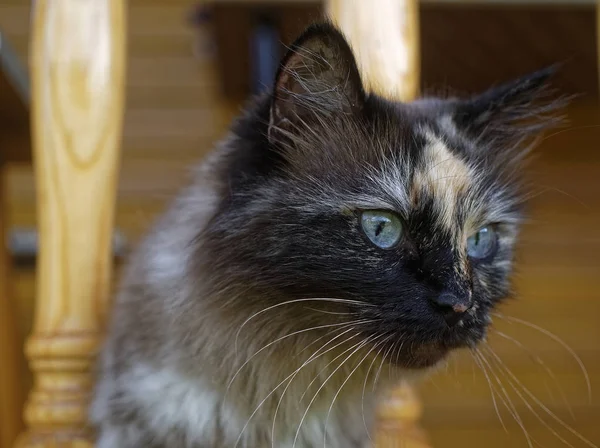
[431,291,472,327]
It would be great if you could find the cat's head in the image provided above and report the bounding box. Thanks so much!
[203,23,564,369]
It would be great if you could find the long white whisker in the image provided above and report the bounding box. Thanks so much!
[474,349,517,425]
[305,307,358,316]
[235,298,374,355]
[492,312,592,404]
[471,349,508,433]
[487,350,576,448]
[227,319,372,392]
[298,332,369,403]
[324,335,383,447]
[292,338,371,448]
[388,339,399,380]
[235,331,362,448]
[296,321,371,358]
[475,348,535,448]
[493,328,575,420]
[373,339,395,392]
[270,328,361,447]
[392,339,405,380]
[363,336,392,441]
[485,345,598,448]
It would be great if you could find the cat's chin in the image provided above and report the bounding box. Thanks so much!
[390,328,487,370]
[397,342,452,369]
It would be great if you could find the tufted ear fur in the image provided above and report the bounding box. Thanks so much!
[453,66,568,149]
[268,23,365,146]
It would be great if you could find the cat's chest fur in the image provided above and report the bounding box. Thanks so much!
[98,361,376,448]
[92,316,381,448]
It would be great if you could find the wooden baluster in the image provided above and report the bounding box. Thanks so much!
[325,1,429,447]
[373,382,431,448]
[16,0,126,446]
[326,0,420,102]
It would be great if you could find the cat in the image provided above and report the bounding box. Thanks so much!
[90,22,564,448]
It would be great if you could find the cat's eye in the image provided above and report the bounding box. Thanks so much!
[360,210,403,249]
[466,226,498,260]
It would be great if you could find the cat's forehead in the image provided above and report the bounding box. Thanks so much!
[412,129,472,227]
[373,124,475,233]
[287,105,515,234]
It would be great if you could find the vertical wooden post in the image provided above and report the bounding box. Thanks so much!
[326,0,420,102]
[373,383,430,448]
[16,0,126,446]
[325,1,428,447]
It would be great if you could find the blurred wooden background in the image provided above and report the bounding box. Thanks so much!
[0,0,599,447]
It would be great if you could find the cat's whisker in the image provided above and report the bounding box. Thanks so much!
[517,182,587,207]
[474,348,536,448]
[539,124,600,143]
[433,174,474,184]
[324,335,383,447]
[237,331,362,448]
[529,184,590,210]
[271,328,363,448]
[362,336,392,441]
[471,349,508,433]
[234,298,374,355]
[305,307,359,316]
[491,312,592,404]
[292,338,372,448]
[234,371,298,448]
[481,346,570,448]
[394,338,405,378]
[483,345,598,448]
[492,328,575,420]
[387,340,397,380]
[298,332,372,403]
[373,339,395,392]
[423,157,462,178]
[518,187,559,204]
[296,322,361,358]
[227,319,373,393]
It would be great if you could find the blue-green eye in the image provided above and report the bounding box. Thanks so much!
[467,226,498,260]
[360,210,403,249]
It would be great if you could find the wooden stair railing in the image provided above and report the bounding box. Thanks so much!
[326,0,420,103]
[16,0,126,446]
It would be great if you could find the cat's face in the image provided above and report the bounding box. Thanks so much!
[204,24,563,369]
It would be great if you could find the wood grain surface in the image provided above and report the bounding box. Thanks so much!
[15,0,126,446]
[327,0,420,102]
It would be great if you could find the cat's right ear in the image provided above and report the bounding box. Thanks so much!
[268,23,365,146]
[452,66,567,148]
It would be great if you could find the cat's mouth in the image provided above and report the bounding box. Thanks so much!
[358,304,491,369]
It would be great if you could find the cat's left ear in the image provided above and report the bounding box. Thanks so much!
[452,66,566,145]
[268,23,365,145]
